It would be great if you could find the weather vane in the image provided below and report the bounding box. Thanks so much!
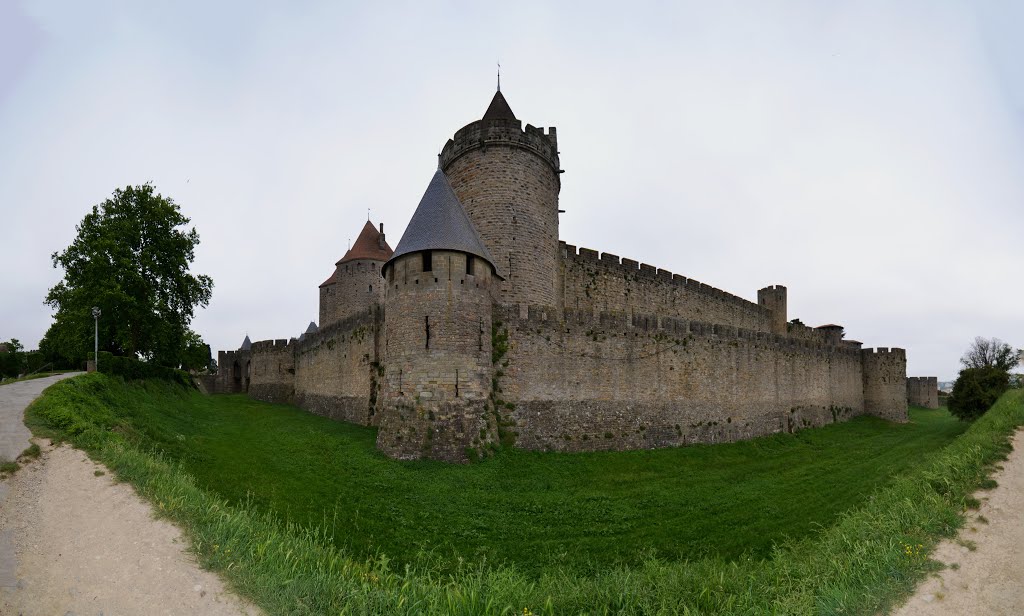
[497,61,501,92]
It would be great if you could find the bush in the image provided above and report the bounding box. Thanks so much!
[96,351,193,387]
[948,366,1009,421]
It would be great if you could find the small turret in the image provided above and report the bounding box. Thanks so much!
[377,168,499,462]
[319,220,393,327]
[757,285,787,335]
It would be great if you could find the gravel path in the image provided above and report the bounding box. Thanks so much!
[0,374,259,615]
[893,429,1024,615]
[0,374,80,462]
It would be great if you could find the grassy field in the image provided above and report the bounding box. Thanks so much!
[26,373,1024,614]
[28,375,965,575]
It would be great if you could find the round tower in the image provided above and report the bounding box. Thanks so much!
[318,220,393,328]
[439,89,562,308]
[378,168,500,462]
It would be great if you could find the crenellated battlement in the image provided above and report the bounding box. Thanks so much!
[250,338,292,353]
[440,118,561,177]
[495,304,861,358]
[561,242,771,317]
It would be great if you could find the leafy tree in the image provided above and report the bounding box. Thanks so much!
[0,339,24,377]
[960,336,1020,372]
[45,184,213,367]
[948,366,1010,421]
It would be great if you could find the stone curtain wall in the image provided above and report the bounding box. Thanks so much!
[248,340,295,404]
[441,120,561,308]
[907,376,939,409]
[319,259,386,328]
[561,243,774,333]
[861,348,909,422]
[376,251,495,462]
[494,305,865,453]
[293,309,380,426]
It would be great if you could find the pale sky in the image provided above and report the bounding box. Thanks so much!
[2,1,1022,381]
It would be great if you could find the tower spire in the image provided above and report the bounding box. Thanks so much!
[497,61,501,92]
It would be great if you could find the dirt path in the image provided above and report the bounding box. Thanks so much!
[893,429,1024,615]
[0,374,80,462]
[0,375,259,615]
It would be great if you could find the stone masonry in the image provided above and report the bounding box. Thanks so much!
[212,86,910,462]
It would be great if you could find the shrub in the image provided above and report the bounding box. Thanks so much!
[948,367,1009,421]
[96,351,193,387]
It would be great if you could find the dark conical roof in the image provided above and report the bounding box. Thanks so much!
[240,335,252,351]
[385,169,501,278]
[482,90,516,121]
[305,321,318,334]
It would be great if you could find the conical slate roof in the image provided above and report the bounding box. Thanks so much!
[482,90,516,121]
[240,335,252,351]
[385,169,501,278]
[305,321,318,334]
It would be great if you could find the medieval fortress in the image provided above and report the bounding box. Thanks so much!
[210,88,937,462]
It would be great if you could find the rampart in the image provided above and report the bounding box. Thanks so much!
[494,304,870,453]
[560,243,774,333]
[861,348,909,422]
[293,308,381,426]
[907,376,939,409]
[248,338,295,404]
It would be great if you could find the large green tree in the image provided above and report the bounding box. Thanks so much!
[44,184,213,367]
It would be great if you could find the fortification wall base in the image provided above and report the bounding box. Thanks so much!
[249,383,295,405]
[510,401,861,453]
[295,392,374,426]
[375,400,492,463]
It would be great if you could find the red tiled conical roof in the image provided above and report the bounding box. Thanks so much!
[320,221,393,287]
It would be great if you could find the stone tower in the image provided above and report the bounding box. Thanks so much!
[377,168,501,462]
[319,220,393,328]
[758,285,788,335]
[439,89,562,308]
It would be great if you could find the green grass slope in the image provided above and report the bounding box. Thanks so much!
[25,374,1024,614]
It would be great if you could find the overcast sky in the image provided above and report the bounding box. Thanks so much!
[2,1,1021,380]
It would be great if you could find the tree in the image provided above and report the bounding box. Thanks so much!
[948,366,1010,421]
[0,339,24,378]
[960,336,1020,372]
[45,184,213,367]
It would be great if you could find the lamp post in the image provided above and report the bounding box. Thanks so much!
[92,306,101,371]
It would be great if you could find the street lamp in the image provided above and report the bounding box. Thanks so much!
[92,306,101,371]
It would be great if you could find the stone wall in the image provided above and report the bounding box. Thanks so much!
[248,339,295,404]
[213,349,251,393]
[862,348,909,422]
[907,376,939,409]
[319,258,386,328]
[441,119,561,308]
[376,250,496,462]
[494,304,867,453]
[561,243,774,333]
[293,308,380,425]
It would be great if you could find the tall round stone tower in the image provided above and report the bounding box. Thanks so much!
[439,89,562,308]
[318,220,393,328]
[377,168,501,462]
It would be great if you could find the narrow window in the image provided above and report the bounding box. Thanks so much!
[466,256,475,275]
[425,316,430,349]
[478,318,483,351]
[455,369,459,397]
[422,251,432,272]
[368,284,372,293]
